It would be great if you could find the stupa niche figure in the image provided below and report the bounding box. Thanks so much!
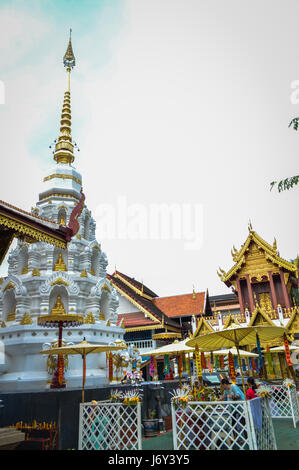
[0,32,124,391]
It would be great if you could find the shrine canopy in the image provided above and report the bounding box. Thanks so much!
[140,339,195,357]
[262,345,299,352]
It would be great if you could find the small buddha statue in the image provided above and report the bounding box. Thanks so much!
[53,253,67,272]
[51,296,66,315]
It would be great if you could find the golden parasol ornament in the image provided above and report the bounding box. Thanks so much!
[187,324,287,398]
[40,338,127,402]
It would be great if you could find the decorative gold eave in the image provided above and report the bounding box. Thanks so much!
[109,280,159,324]
[43,174,82,185]
[114,272,153,301]
[152,332,182,340]
[125,323,162,333]
[0,214,67,250]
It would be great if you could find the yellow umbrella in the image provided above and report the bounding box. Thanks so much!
[187,324,287,397]
[41,339,127,402]
[140,339,195,357]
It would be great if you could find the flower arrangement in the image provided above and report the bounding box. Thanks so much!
[170,387,192,409]
[123,389,142,405]
[125,370,143,385]
[283,378,296,390]
[110,389,124,403]
[256,384,272,399]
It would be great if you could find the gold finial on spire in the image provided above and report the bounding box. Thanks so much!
[192,285,196,299]
[248,219,253,232]
[273,237,277,252]
[53,30,76,165]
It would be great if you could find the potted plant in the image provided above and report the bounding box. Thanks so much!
[142,410,159,437]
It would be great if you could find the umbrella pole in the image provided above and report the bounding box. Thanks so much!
[236,341,247,399]
[82,353,86,403]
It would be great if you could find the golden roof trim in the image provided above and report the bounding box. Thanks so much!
[114,272,153,301]
[0,214,67,249]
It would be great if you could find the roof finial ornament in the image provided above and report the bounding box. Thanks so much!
[273,237,277,252]
[192,285,196,299]
[248,219,253,232]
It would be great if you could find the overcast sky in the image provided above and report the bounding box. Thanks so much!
[0,0,298,297]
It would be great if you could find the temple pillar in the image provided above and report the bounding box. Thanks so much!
[268,271,278,310]
[279,269,291,309]
[246,275,255,314]
[236,278,245,315]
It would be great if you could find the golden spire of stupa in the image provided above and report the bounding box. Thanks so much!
[53,29,76,165]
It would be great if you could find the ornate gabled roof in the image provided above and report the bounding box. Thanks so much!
[248,305,276,327]
[217,229,297,285]
[286,306,299,334]
[191,316,214,338]
[223,313,241,329]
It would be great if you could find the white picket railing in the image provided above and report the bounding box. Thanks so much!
[171,398,276,450]
[78,401,142,450]
[269,384,299,428]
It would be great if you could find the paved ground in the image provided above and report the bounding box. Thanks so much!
[142,419,299,450]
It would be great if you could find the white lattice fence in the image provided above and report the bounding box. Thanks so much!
[269,385,299,428]
[171,398,276,450]
[78,401,142,450]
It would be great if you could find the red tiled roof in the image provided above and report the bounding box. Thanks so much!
[117,312,159,328]
[152,292,206,318]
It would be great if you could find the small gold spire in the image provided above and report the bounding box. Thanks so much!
[53,30,76,165]
[192,285,196,299]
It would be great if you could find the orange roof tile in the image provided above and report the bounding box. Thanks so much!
[152,292,206,318]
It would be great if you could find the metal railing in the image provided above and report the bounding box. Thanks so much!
[78,401,142,450]
[171,398,276,450]
[269,384,299,428]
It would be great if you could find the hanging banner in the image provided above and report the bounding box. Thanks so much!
[220,355,225,369]
[266,345,275,378]
[256,334,263,371]
[195,344,202,378]
[228,352,236,384]
[214,354,220,370]
[248,357,253,370]
[164,354,170,376]
[234,356,239,370]
[149,355,155,377]
[284,334,293,367]
[201,352,206,369]
[241,359,246,372]
[182,353,186,372]
[108,352,113,382]
[154,356,158,380]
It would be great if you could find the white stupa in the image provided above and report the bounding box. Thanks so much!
[0,33,124,391]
